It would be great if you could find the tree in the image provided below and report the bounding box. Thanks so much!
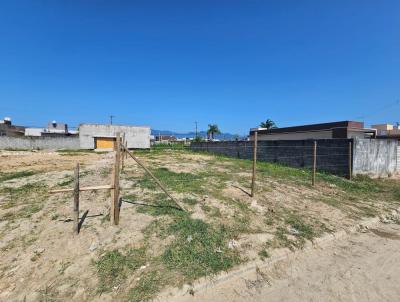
[193,136,204,142]
[207,124,221,140]
[260,119,277,129]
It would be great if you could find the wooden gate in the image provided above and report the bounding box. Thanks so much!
[95,137,116,150]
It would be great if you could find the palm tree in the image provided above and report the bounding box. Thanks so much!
[260,119,277,129]
[207,124,221,140]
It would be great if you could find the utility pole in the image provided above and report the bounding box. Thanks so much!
[109,115,115,125]
[195,121,198,140]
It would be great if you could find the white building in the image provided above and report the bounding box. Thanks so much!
[79,124,151,150]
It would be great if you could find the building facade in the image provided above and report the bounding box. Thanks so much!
[79,124,151,150]
[0,117,25,137]
[249,121,376,141]
[371,124,400,139]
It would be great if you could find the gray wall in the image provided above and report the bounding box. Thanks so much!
[353,138,398,177]
[192,139,399,177]
[0,136,80,150]
[191,139,351,176]
[79,124,150,149]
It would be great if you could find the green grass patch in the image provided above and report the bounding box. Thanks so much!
[151,143,189,151]
[393,187,400,201]
[285,214,315,241]
[137,167,205,194]
[1,182,47,195]
[0,182,48,220]
[181,197,198,206]
[258,249,270,260]
[57,175,74,187]
[94,247,147,293]
[0,171,37,182]
[135,193,183,216]
[162,216,240,281]
[128,271,164,302]
[265,213,318,250]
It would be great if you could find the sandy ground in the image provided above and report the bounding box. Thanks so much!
[169,222,400,302]
[1,150,399,301]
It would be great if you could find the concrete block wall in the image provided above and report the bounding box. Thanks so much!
[79,124,150,149]
[191,139,351,176]
[397,144,400,171]
[0,136,80,150]
[353,138,398,177]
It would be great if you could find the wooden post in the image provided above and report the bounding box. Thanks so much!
[125,140,128,160]
[73,163,80,234]
[121,134,125,171]
[312,141,317,186]
[251,131,258,197]
[348,141,352,180]
[111,133,121,225]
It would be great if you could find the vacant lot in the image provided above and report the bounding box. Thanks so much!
[0,149,399,301]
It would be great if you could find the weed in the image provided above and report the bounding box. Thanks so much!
[210,207,222,218]
[100,167,111,178]
[136,194,183,217]
[94,247,147,293]
[36,283,59,302]
[201,204,211,212]
[0,171,37,182]
[181,197,198,206]
[101,212,110,224]
[0,182,47,221]
[151,143,188,151]
[162,216,240,281]
[51,214,59,220]
[57,176,74,187]
[272,227,298,250]
[57,149,94,155]
[258,249,270,260]
[137,167,205,194]
[285,214,315,241]
[128,271,163,302]
[58,261,71,275]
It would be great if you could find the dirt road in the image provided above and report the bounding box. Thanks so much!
[169,223,400,302]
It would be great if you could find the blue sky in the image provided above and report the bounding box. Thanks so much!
[0,1,399,134]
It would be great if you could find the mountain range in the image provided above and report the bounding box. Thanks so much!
[151,129,246,140]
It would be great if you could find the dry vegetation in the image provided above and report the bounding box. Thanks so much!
[0,148,399,301]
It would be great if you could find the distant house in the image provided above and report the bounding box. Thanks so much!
[155,135,177,142]
[249,121,376,141]
[24,121,73,137]
[24,128,44,137]
[372,124,400,139]
[0,117,25,137]
[79,124,151,150]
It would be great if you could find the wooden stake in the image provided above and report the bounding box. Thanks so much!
[73,163,79,234]
[121,134,125,171]
[251,131,258,197]
[125,140,128,160]
[312,141,317,186]
[122,145,186,211]
[111,133,121,225]
[348,141,352,180]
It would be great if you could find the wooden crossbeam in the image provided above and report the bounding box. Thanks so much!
[50,185,114,194]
